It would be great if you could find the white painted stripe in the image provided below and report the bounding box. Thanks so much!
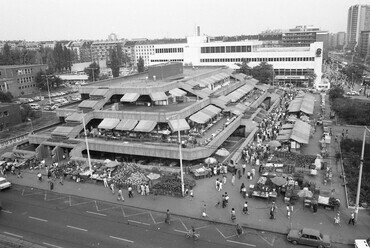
[4,231,23,238]
[1,210,12,214]
[86,211,107,216]
[227,240,256,247]
[127,219,150,226]
[29,216,48,222]
[174,229,188,234]
[109,235,134,243]
[43,242,64,248]
[66,225,87,232]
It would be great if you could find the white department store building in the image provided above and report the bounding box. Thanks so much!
[136,36,324,88]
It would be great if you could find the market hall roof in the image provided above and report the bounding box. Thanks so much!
[290,120,311,144]
[169,88,186,97]
[98,118,120,130]
[78,100,100,109]
[168,119,190,132]
[134,120,157,132]
[120,93,140,102]
[65,112,84,123]
[90,88,110,97]
[288,94,315,115]
[189,111,212,124]
[51,126,75,137]
[115,119,138,131]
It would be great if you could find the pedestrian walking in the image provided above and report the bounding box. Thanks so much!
[215,178,220,190]
[103,177,108,187]
[242,201,249,215]
[270,202,276,220]
[222,175,227,184]
[189,188,194,200]
[117,188,124,201]
[348,212,355,225]
[236,224,243,237]
[110,183,115,194]
[165,209,171,224]
[37,172,42,181]
[49,181,54,191]
[237,169,242,180]
[59,175,63,185]
[128,185,134,198]
[242,164,246,175]
[145,184,150,195]
[231,174,235,186]
[141,184,145,196]
[286,204,291,219]
[219,181,223,191]
[231,208,236,222]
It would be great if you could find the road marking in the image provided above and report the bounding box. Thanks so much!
[215,227,226,238]
[43,242,64,248]
[4,231,23,238]
[66,225,88,232]
[227,240,256,247]
[128,219,150,226]
[86,211,107,216]
[1,210,12,214]
[174,229,188,234]
[29,216,48,222]
[109,235,134,243]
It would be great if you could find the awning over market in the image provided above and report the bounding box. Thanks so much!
[66,112,84,123]
[115,119,138,131]
[276,134,291,141]
[203,105,221,117]
[290,120,311,144]
[78,100,100,109]
[98,118,120,130]
[90,88,109,97]
[51,126,75,136]
[235,103,248,112]
[169,88,186,97]
[300,94,315,115]
[1,152,14,159]
[227,90,244,102]
[150,92,168,101]
[120,93,140,102]
[288,98,302,112]
[281,123,294,129]
[168,119,190,132]
[278,129,293,135]
[134,120,157,132]
[189,111,211,124]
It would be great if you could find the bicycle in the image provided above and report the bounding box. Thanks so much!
[185,231,200,241]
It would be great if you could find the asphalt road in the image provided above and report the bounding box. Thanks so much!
[0,185,307,248]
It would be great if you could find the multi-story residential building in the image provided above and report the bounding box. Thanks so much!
[359,30,370,61]
[68,41,93,63]
[145,34,323,89]
[123,40,137,67]
[42,41,57,50]
[91,35,125,62]
[346,4,370,51]
[0,64,48,97]
[329,32,346,50]
[0,103,22,132]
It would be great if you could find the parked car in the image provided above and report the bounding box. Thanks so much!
[29,103,41,110]
[287,228,331,248]
[0,177,11,190]
[27,98,34,103]
[33,96,41,101]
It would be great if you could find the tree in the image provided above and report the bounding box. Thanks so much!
[236,59,252,75]
[137,57,144,73]
[0,91,13,103]
[34,70,62,90]
[341,63,365,84]
[20,104,34,122]
[328,86,344,101]
[250,62,273,84]
[305,70,317,87]
[1,43,13,65]
[84,62,100,81]
[108,48,121,78]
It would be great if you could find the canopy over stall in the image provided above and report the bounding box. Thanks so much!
[51,126,75,137]
[189,111,211,124]
[290,120,311,144]
[134,120,157,132]
[169,88,187,97]
[98,118,120,130]
[168,119,190,132]
[66,112,84,123]
[150,92,168,101]
[115,119,138,131]
[120,93,140,102]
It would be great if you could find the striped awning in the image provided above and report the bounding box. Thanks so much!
[134,120,157,132]
[168,119,190,132]
[150,92,168,101]
[98,118,120,130]
[189,111,211,124]
[120,93,140,102]
[169,88,186,97]
[115,119,138,131]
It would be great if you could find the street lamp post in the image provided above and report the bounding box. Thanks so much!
[167,114,185,197]
[81,113,92,173]
[41,74,52,105]
[354,126,370,222]
[27,118,33,134]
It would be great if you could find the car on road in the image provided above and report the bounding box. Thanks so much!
[29,103,41,110]
[0,177,11,190]
[287,228,331,248]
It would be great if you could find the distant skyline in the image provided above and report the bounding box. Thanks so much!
[0,0,367,41]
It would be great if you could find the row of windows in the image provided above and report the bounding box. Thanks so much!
[18,84,36,89]
[17,76,34,84]
[0,111,9,118]
[150,59,184,63]
[200,57,315,63]
[201,46,252,54]
[155,48,184,53]
[274,69,314,75]
[17,68,33,75]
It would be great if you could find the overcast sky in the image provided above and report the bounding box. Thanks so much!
[0,0,366,41]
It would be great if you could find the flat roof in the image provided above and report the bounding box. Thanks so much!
[0,64,46,69]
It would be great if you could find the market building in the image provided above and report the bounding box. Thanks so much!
[13,62,282,165]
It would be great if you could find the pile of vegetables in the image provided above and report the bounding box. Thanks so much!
[273,151,316,167]
[111,162,148,187]
[152,174,196,195]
